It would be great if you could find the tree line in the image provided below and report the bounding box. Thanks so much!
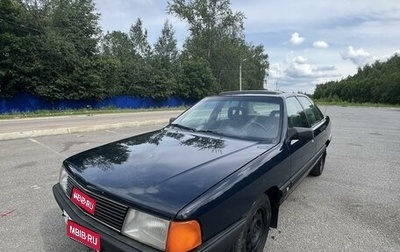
[313,54,400,104]
[0,0,269,101]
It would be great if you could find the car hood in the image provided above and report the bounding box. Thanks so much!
[64,128,274,218]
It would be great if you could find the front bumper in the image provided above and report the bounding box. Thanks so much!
[53,183,244,252]
[53,183,160,252]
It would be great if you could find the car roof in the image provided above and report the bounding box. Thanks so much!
[219,90,305,98]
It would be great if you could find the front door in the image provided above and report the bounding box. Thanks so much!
[286,97,315,183]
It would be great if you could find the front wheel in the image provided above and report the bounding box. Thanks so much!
[233,194,271,252]
[309,153,326,176]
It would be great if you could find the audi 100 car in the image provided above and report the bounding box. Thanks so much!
[53,91,332,252]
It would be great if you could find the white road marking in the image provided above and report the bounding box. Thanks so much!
[28,138,67,157]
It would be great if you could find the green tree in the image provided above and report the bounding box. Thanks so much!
[102,31,134,59]
[0,0,43,97]
[1,0,272,102]
[314,54,400,104]
[0,0,107,100]
[168,0,245,59]
[101,31,137,96]
[153,20,178,67]
[129,18,151,58]
[178,57,217,99]
[241,44,269,90]
[125,18,155,97]
[36,0,106,100]
[151,20,180,98]
[168,0,268,94]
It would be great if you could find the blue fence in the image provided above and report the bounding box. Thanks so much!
[0,93,196,114]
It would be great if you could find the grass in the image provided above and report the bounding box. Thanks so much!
[314,100,400,108]
[0,106,187,120]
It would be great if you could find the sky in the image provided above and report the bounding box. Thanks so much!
[94,0,400,94]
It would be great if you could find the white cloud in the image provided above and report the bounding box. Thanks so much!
[287,57,339,78]
[267,55,341,93]
[268,64,285,79]
[287,56,314,77]
[289,32,305,46]
[293,56,308,64]
[341,46,374,66]
[313,40,329,48]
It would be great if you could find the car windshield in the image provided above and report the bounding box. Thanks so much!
[171,96,283,142]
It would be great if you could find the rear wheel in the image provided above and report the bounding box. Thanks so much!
[233,194,271,252]
[310,153,326,176]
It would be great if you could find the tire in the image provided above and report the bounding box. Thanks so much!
[309,152,326,176]
[233,194,271,252]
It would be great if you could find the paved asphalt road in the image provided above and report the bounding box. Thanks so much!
[0,110,183,140]
[0,107,399,252]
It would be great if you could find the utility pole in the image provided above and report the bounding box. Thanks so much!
[239,58,246,91]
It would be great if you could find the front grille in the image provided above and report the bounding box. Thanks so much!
[67,177,129,231]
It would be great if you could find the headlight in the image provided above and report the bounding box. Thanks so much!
[122,209,169,250]
[59,165,68,194]
[122,208,202,251]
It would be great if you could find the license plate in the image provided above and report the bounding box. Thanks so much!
[67,220,101,251]
[70,187,97,215]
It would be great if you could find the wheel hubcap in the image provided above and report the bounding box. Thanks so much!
[246,209,265,251]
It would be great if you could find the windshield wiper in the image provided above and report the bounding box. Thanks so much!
[196,129,226,136]
[170,124,226,137]
[170,123,197,132]
[196,129,215,133]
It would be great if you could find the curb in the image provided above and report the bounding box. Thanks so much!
[0,119,168,141]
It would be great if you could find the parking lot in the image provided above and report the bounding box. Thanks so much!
[0,106,399,252]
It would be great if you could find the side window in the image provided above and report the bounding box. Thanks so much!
[297,96,324,126]
[286,97,308,128]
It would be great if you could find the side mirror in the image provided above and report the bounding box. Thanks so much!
[169,117,176,124]
[288,127,314,141]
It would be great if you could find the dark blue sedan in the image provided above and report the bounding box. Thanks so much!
[53,91,332,252]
